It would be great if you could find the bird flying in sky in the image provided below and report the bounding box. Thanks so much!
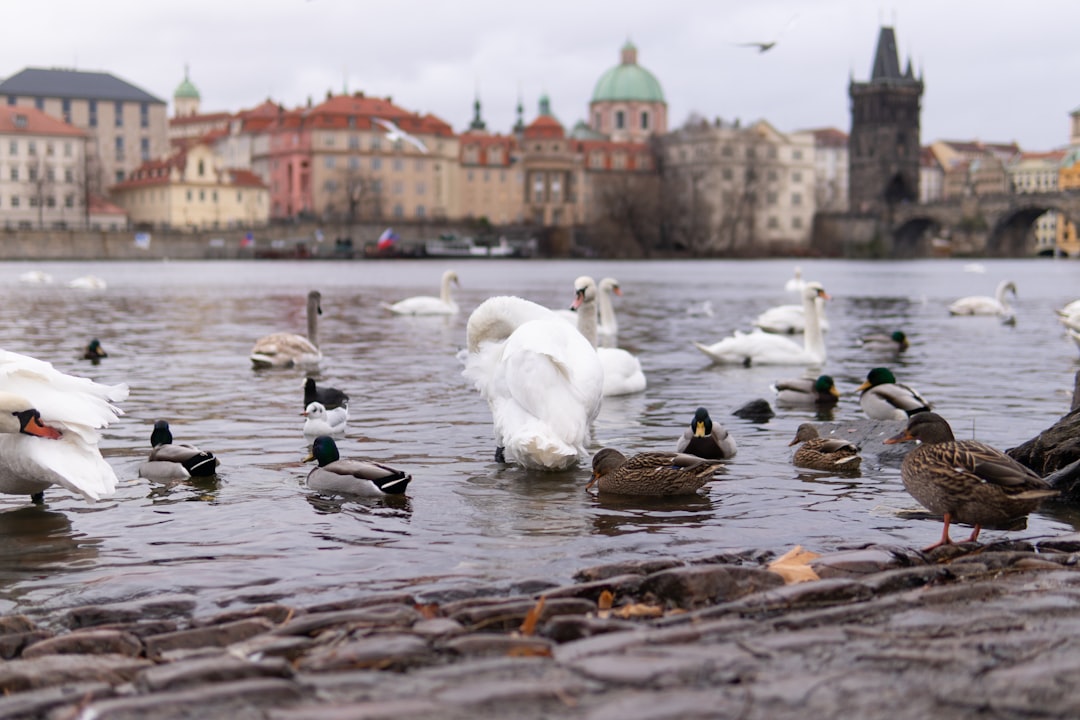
[373,118,428,153]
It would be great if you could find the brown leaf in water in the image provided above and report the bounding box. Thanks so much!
[768,545,821,584]
[519,596,546,636]
[610,603,664,619]
[414,602,441,619]
[597,590,614,610]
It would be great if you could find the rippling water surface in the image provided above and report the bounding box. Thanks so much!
[1,257,1078,616]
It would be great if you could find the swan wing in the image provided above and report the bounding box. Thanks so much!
[597,347,646,396]
[386,296,458,315]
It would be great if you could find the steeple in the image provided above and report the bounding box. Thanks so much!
[513,96,525,133]
[870,27,902,81]
[538,93,552,118]
[469,95,486,132]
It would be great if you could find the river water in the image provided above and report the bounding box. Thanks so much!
[0,257,1078,616]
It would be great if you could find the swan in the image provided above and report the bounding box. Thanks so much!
[67,275,107,290]
[784,266,805,293]
[138,420,219,481]
[695,282,830,366]
[19,270,53,284]
[304,436,411,496]
[752,296,830,334]
[250,290,323,369]
[857,367,933,421]
[552,277,619,343]
[302,401,348,437]
[675,407,737,459]
[948,280,1016,317]
[382,269,459,315]
[572,276,646,396]
[462,295,603,471]
[304,377,348,410]
[0,350,127,502]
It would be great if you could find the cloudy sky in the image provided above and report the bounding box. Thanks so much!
[7,0,1078,150]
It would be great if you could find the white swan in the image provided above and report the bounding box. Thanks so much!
[250,290,323,369]
[19,270,54,284]
[572,276,646,397]
[67,275,107,290]
[552,277,619,344]
[752,295,830,334]
[383,269,459,315]
[462,295,603,471]
[302,401,348,437]
[0,350,127,501]
[695,282,829,366]
[784,266,805,293]
[948,280,1017,317]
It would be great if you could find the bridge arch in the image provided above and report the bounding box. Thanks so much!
[892,216,943,258]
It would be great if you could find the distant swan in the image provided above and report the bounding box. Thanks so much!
[250,290,323,369]
[383,269,459,315]
[0,350,127,502]
[752,295,830,334]
[784,266,805,293]
[695,282,830,366]
[462,294,603,471]
[948,280,1016,317]
[68,275,107,290]
[572,276,646,396]
[19,270,53,284]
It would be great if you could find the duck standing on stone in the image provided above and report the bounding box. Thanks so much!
[139,420,219,480]
[788,424,861,472]
[675,407,737,459]
[884,412,1056,551]
[857,367,932,421]
[588,448,723,496]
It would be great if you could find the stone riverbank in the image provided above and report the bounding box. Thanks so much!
[3,535,1080,719]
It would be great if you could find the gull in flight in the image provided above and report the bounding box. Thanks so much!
[373,118,428,153]
[736,13,798,53]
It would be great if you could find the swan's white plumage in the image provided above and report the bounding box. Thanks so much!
[695,282,829,366]
[0,350,127,500]
[784,266,805,293]
[752,297,830,334]
[948,280,1016,317]
[383,269,459,315]
[552,277,619,343]
[463,296,603,471]
[251,290,323,369]
[572,276,646,396]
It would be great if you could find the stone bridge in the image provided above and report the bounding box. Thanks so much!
[890,190,1080,258]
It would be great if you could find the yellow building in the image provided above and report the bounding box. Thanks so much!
[1057,148,1080,257]
[110,142,268,230]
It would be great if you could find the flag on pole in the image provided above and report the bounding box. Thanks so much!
[377,228,399,250]
[241,232,254,248]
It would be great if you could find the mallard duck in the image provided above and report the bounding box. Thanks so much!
[676,407,737,459]
[788,424,861,472]
[383,269,460,315]
[302,401,348,437]
[948,280,1017,317]
[883,412,1056,550]
[587,448,723,496]
[250,290,323,369]
[773,374,839,407]
[0,351,126,502]
[304,435,411,496]
[304,377,348,411]
[82,338,108,362]
[857,367,932,421]
[138,420,219,481]
[859,331,909,353]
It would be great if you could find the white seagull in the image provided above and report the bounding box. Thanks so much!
[373,118,428,153]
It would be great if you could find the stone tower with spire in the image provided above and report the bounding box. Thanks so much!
[848,27,923,214]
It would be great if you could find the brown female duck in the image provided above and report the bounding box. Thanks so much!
[788,424,862,472]
[588,448,722,496]
[884,412,1056,550]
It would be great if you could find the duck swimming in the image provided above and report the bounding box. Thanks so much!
[857,367,932,421]
[304,435,411,496]
[138,420,219,481]
[588,448,722,496]
[788,424,861,472]
[675,407,737,460]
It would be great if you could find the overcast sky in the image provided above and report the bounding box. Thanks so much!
[6,1,1078,151]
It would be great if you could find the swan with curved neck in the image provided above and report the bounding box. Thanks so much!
[571,276,646,396]
[384,269,460,315]
[948,280,1017,317]
[250,290,323,369]
[463,294,603,471]
[695,282,830,366]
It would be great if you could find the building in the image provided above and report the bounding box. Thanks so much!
[661,117,817,253]
[109,141,268,230]
[1007,150,1064,255]
[0,68,168,194]
[589,42,667,143]
[930,140,1020,199]
[1057,148,1080,257]
[918,147,944,203]
[848,27,924,214]
[794,127,848,212]
[458,99,522,225]
[0,105,89,229]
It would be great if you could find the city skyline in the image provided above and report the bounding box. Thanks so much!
[7,1,1080,151]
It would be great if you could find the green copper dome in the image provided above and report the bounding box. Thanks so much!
[591,42,665,104]
[174,69,200,100]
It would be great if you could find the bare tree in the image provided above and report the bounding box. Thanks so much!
[590,172,662,257]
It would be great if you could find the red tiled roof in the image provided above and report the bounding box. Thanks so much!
[0,105,85,137]
[523,115,564,139]
[169,111,232,127]
[87,194,126,215]
[227,169,266,188]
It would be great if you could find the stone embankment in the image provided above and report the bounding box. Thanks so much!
[4,536,1080,719]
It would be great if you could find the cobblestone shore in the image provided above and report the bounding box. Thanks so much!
[3,535,1080,719]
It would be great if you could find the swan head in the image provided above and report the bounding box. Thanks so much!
[302,402,328,420]
[443,269,460,286]
[304,435,340,465]
[802,282,830,302]
[690,407,714,436]
[998,280,1018,298]
[308,290,323,316]
[587,447,627,490]
[599,278,622,296]
[0,393,63,439]
[789,423,821,446]
[150,419,174,447]
[570,276,597,310]
[857,367,897,392]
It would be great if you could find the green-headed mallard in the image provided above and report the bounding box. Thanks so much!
[676,407,737,459]
[859,331,908,353]
[788,424,861,472]
[773,374,839,407]
[857,367,932,421]
[588,448,722,496]
[884,412,1056,550]
[138,420,219,481]
[82,338,108,362]
[304,435,411,496]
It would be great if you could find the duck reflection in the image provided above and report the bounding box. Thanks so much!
[0,506,98,572]
[588,492,716,537]
[145,475,221,504]
[304,491,413,517]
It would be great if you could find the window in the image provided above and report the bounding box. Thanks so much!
[115,100,124,127]
[46,196,55,208]
[372,157,382,170]
[392,181,403,195]
[792,171,802,183]
[34,97,44,110]
[414,158,424,171]
[793,149,803,160]
[237,191,242,202]
[348,135,359,149]
[212,190,218,202]
[793,216,803,229]
[416,205,425,217]
[6,96,14,106]
[199,189,205,201]
[28,166,37,181]
[64,168,73,182]
[8,141,16,155]
[393,158,403,171]
[416,181,426,195]
[767,216,779,228]
[324,156,335,169]
[46,167,55,181]
[722,145,733,157]
[348,156,359,170]
[29,196,38,207]
[141,138,150,161]
[392,203,403,217]
[640,111,649,130]
[140,102,149,128]
[792,192,802,206]
[9,168,17,181]
[533,175,544,202]
[115,170,124,184]
[615,110,625,129]
[186,189,193,201]
[594,112,601,129]
[27,141,36,156]
[64,142,72,157]
[721,168,733,180]
[115,136,124,161]
[766,191,778,205]
[767,170,778,182]
[371,137,381,151]
[11,196,19,207]
[89,100,97,127]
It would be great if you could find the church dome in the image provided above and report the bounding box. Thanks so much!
[591,42,665,104]
[174,71,200,100]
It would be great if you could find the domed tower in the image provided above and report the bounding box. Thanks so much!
[589,41,667,143]
[173,65,201,117]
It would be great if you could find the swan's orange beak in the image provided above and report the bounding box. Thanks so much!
[20,412,62,440]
